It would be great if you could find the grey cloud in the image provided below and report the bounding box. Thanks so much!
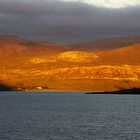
[0,0,140,44]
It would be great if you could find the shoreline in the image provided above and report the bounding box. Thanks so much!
[85,88,140,95]
[1,88,140,95]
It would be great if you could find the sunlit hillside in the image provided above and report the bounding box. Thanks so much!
[0,35,140,91]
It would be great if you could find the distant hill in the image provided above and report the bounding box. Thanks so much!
[98,43,140,65]
[0,35,140,91]
[70,35,140,52]
[0,35,65,58]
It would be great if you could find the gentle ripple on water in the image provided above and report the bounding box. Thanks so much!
[0,91,140,140]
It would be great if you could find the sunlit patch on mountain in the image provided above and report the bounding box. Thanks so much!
[57,51,99,62]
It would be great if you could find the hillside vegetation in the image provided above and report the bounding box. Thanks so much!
[0,35,140,91]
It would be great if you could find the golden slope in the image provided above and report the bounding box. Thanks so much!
[99,44,140,64]
[0,36,140,91]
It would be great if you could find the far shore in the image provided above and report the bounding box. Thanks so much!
[85,88,140,95]
[1,87,140,95]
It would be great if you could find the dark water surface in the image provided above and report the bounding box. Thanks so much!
[0,92,140,140]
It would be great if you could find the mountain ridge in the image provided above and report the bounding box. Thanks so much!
[0,35,140,91]
[70,35,140,52]
[0,35,65,58]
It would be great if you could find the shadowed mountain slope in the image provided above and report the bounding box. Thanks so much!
[0,35,65,58]
[70,35,140,52]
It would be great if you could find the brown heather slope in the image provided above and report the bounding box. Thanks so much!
[0,35,140,91]
[98,44,140,65]
[0,35,65,58]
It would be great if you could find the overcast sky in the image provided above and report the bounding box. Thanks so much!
[0,0,140,44]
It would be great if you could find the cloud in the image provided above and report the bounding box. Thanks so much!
[0,0,140,44]
[61,0,140,8]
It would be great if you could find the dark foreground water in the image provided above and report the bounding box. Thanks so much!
[0,92,140,140]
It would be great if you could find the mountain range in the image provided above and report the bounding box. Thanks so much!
[0,35,140,91]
